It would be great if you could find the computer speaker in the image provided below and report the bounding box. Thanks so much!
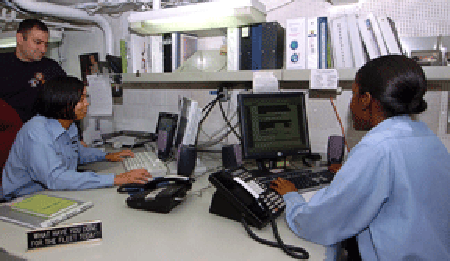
[222,144,242,169]
[327,135,345,165]
[177,145,197,177]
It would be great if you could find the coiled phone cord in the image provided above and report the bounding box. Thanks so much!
[241,212,309,259]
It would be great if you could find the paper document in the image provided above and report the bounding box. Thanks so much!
[87,75,113,116]
[252,72,279,93]
[310,69,338,90]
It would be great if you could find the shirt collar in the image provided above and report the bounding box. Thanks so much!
[44,117,78,141]
[367,115,413,135]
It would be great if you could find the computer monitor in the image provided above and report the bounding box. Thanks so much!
[237,92,311,169]
[174,97,201,149]
[156,112,178,161]
[106,54,123,84]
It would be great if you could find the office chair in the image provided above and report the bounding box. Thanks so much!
[0,99,23,189]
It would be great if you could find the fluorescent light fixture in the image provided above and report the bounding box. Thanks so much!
[0,30,63,48]
[129,0,266,35]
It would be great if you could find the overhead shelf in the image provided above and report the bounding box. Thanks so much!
[122,67,450,83]
[122,70,282,82]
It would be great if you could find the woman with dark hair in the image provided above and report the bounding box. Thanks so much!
[271,55,450,260]
[2,76,151,200]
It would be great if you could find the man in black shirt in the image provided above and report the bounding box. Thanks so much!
[0,19,66,123]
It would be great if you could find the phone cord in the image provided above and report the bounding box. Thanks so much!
[241,214,309,259]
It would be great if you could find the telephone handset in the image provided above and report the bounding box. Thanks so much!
[118,176,193,213]
[209,168,286,229]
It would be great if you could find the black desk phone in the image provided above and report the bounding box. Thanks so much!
[117,176,192,213]
[209,167,310,259]
[209,167,286,229]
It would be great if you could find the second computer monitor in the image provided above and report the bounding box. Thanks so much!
[174,97,201,149]
[156,112,178,161]
[238,92,311,161]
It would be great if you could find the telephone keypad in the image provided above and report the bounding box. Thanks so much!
[234,171,286,215]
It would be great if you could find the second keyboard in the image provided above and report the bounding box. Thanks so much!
[256,169,335,192]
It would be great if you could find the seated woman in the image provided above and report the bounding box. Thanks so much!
[2,76,151,200]
[271,55,450,260]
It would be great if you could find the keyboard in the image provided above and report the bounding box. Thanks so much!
[123,151,167,177]
[255,169,335,192]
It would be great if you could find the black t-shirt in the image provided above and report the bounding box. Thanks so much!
[0,52,66,123]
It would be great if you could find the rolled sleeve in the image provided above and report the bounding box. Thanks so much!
[26,136,114,191]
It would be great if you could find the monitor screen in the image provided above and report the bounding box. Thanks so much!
[238,92,311,160]
[106,54,123,74]
[156,112,178,135]
[106,55,123,84]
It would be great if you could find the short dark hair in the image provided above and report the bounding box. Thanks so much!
[355,55,427,118]
[17,19,49,36]
[35,76,84,120]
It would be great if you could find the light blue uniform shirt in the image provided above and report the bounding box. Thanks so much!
[283,115,450,260]
[2,116,115,199]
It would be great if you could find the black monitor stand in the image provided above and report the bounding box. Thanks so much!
[252,157,290,177]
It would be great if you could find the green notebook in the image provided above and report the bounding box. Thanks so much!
[11,195,78,218]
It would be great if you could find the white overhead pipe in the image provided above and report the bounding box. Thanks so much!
[11,0,113,55]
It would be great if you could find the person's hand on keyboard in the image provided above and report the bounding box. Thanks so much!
[270,178,297,196]
[106,150,135,162]
[114,169,152,185]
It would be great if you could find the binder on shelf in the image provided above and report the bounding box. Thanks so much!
[261,22,284,70]
[376,16,402,55]
[330,16,353,69]
[251,24,263,70]
[307,17,319,69]
[240,22,284,70]
[318,17,328,69]
[163,33,172,73]
[240,26,252,70]
[128,34,150,74]
[306,17,329,69]
[368,14,388,56]
[358,16,381,60]
[120,39,128,73]
[227,28,240,71]
[171,33,181,72]
[150,35,163,73]
[286,18,307,70]
[346,14,367,68]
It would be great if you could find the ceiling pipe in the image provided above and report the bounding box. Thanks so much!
[10,0,113,55]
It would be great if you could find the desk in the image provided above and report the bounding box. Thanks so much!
[0,152,327,261]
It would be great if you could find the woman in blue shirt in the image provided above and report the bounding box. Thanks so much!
[2,76,151,199]
[271,55,450,260]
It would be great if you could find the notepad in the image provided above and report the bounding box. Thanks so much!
[11,195,78,218]
[0,194,93,228]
